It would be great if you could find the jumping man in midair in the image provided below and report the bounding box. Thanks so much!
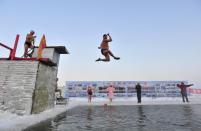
[96,33,120,62]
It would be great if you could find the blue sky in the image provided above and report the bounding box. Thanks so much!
[0,0,201,87]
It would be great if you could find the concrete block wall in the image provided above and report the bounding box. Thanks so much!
[0,61,38,115]
[0,60,57,115]
[32,48,60,65]
[31,63,57,114]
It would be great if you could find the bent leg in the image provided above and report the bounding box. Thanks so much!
[96,50,110,62]
[24,44,29,58]
[103,53,110,61]
[27,45,35,58]
[108,50,120,60]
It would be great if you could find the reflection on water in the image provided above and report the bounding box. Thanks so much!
[137,106,147,129]
[86,107,92,130]
[25,105,201,131]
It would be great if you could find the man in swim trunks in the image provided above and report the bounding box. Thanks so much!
[96,33,120,62]
[24,30,36,58]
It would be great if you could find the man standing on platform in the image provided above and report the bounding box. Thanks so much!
[24,30,36,58]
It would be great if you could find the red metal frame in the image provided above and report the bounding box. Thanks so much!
[0,43,12,50]
[0,34,51,65]
[0,35,19,59]
[14,57,49,61]
[10,34,19,60]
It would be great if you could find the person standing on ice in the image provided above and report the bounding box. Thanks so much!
[135,83,142,103]
[177,82,193,103]
[87,86,93,103]
[106,84,115,104]
[95,33,120,62]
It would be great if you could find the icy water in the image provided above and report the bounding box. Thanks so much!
[25,104,201,131]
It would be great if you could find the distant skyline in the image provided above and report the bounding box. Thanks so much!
[0,0,201,87]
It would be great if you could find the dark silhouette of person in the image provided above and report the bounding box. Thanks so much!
[177,82,193,102]
[135,83,142,103]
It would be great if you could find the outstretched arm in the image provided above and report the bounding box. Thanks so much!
[186,84,194,88]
